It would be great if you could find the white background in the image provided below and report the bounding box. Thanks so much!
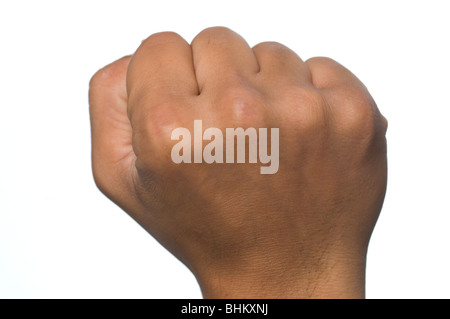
[0,0,449,298]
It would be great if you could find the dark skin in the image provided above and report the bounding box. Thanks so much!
[89,27,387,298]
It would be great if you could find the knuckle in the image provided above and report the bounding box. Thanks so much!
[380,113,388,133]
[283,86,329,131]
[253,41,285,52]
[195,26,234,38]
[306,56,338,67]
[293,86,326,109]
[192,26,238,47]
[89,56,129,90]
[218,86,266,126]
[132,102,183,163]
[89,65,113,89]
[139,31,183,49]
[253,41,298,62]
[334,88,376,137]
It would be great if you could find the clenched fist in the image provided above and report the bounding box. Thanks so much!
[89,27,388,299]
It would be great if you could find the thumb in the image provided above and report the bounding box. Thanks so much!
[89,56,139,212]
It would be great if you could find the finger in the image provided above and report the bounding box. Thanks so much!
[305,56,370,105]
[89,56,137,207]
[305,57,363,90]
[126,32,199,122]
[306,57,387,132]
[252,41,312,86]
[191,27,260,92]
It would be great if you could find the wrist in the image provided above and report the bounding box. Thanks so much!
[194,249,367,299]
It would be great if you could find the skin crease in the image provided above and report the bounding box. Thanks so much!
[89,27,388,299]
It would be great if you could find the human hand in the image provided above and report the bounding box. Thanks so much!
[89,27,387,298]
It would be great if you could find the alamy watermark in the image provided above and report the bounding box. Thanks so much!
[171,120,279,174]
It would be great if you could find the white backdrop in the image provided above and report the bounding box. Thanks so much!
[1,0,449,298]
